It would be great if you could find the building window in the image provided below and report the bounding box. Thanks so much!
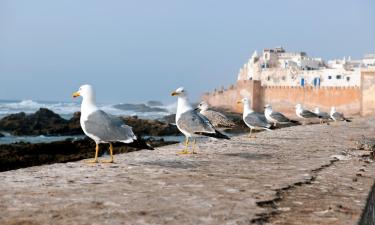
[249,77,253,80]
[346,77,350,82]
[267,76,271,81]
[328,75,332,79]
[336,75,342,79]
[282,76,286,81]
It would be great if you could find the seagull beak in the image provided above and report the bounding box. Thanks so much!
[171,91,178,96]
[236,100,242,104]
[194,107,199,111]
[72,92,80,98]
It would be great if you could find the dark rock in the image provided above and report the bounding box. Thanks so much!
[114,103,168,113]
[0,108,83,136]
[122,116,180,136]
[0,138,177,172]
[160,114,176,124]
[0,132,4,138]
[0,108,181,137]
[147,101,163,107]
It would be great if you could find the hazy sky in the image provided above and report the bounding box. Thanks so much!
[1,0,374,103]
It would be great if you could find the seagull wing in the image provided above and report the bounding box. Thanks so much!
[84,110,136,143]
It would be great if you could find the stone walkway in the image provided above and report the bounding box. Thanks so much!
[0,119,374,225]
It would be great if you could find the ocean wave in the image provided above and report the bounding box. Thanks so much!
[0,99,175,120]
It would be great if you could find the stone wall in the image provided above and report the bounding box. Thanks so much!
[261,86,361,116]
[202,69,375,117]
[361,69,375,116]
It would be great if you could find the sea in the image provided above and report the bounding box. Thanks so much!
[0,99,177,144]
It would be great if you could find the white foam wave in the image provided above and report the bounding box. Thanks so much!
[0,100,175,120]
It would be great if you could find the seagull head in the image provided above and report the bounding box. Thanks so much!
[237,98,249,105]
[72,84,95,100]
[264,104,272,110]
[314,107,320,114]
[197,101,209,111]
[171,87,187,97]
[331,106,336,113]
[295,104,302,109]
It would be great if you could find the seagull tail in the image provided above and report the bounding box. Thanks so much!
[126,138,154,150]
[195,130,230,140]
[290,120,300,124]
[344,118,352,122]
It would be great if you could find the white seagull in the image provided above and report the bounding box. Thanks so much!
[237,98,271,138]
[330,107,351,123]
[295,104,319,125]
[73,84,152,163]
[171,87,229,154]
[264,104,295,126]
[314,107,331,124]
[196,101,236,128]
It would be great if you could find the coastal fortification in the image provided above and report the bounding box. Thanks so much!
[202,47,375,116]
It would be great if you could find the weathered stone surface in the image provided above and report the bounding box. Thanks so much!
[0,118,374,225]
[0,138,175,172]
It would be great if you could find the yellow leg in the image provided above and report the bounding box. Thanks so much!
[85,143,99,163]
[177,137,191,155]
[101,143,114,163]
[248,128,256,138]
[192,138,197,154]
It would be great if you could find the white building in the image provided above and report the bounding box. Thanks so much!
[237,47,372,87]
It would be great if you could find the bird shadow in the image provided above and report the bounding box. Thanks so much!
[222,152,272,160]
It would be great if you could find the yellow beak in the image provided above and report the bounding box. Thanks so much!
[236,100,242,104]
[72,92,80,98]
[171,91,178,96]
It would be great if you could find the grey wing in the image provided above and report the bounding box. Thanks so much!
[177,110,216,134]
[271,112,290,122]
[301,110,318,118]
[205,110,236,127]
[84,110,136,143]
[332,112,344,120]
[244,113,271,128]
[320,112,331,119]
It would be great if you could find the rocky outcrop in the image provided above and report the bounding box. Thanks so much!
[113,103,167,113]
[122,116,180,136]
[0,108,181,137]
[0,108,82,136]
[147,101,163,107]
[0,137,176,172]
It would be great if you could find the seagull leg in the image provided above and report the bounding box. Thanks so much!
[248,129,256,138]
[101,143,114,163]
[85,143,99,163]
[192,138,197,154]
[177,137,190,154]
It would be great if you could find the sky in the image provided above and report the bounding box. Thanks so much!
[0,0,374,104]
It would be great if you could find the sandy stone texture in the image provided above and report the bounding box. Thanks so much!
[0,118,374,225]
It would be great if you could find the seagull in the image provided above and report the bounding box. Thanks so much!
[295,104,319,125]
[196,101,236,128]
[264,104,296,126]
[330,107,351,123]
[171,87,229,154]
[314,107,331,124]
[237,98,271,138]
[72,84,153,163]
